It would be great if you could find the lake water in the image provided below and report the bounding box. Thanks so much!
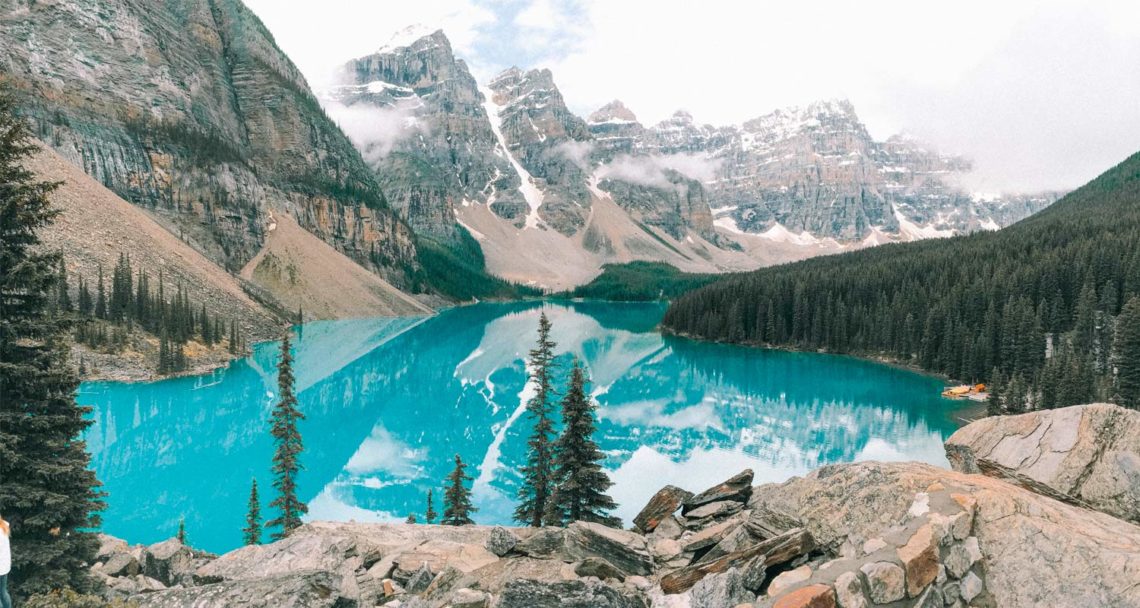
[79,301,961,553]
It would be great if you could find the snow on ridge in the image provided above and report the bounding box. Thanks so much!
[758,223,824,246]
[713,215,744,234]
[480,86,545,229]
[378,24,439,53]
[892,204,956,240]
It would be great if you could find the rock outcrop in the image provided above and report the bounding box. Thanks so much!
[945,402,1140,525]
[325,27,520,243]
[90,404,1140,607]
[1,0,417,284]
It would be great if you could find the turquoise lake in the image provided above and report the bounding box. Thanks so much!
[79,301,960,554]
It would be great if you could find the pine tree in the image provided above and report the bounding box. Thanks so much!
[442,454,476,526]
[986,368,1004,416]
[243,479,262,546]
[515,312,558,527]
[229,319,239,355]
[94,264,106,319]
[267,332,307,539]
[56,258,71,312]
[77,275,92,316]
[425,489,437,524]
[1114,297,1140,409]
[0,89,105,596]
[545,359,621,527]
[176,518,187,545]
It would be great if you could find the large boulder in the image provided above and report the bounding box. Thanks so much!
[485,526,518,557]
[564,522,655,576]
[130,570,346,608]
[945,403,1140,524]
[688,567,754,608]
[683,470,754,515]
[142,538,211,587]
[749,461,1140,607]
[633,485,693,533]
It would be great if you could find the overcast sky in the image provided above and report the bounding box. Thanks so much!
[245,0,1140,193]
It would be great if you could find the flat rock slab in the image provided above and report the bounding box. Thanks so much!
[565,522,654,576]
[497,579,644,608]
[634,485,693,533]
[683,469,754,515]
[132,570,346,608]
[945,403,1140,524]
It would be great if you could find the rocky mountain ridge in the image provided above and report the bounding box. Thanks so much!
[324,28,1060,289]
[88,403,1140,607]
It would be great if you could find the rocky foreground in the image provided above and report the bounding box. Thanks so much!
[92,403,1140,607]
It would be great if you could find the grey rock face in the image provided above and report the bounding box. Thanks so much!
[405,562,435,593]
[486,67,595,235]
[497,579,647,608]
[0,0,416,280]
[484,526,519,557]
[141,538,210,587]
[638,101,1060,242]
[131,570,346,608]
[326,29,520,243]
[688,567,754,608]
[575,556,627,582]
[945,403,1140,524]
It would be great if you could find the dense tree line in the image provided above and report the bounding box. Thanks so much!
[562,261,720,302]
[663,151,1140,412]
[48,252,246,373]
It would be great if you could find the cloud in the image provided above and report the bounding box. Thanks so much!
[597,153,722,188]
[322,98,428,164]
[555,140,594,169]
[344,425,425,476]
[244,0,496,87]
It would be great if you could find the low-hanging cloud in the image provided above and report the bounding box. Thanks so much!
[555,139,594,170]
[322,98,429,164]
[597,153,723,188]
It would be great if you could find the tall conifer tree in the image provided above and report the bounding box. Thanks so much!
[243,479,262,545]
[0,90,105,596]
[425,489,437,524]
[514,312,558,527]
[442,454,476,526]
[267,332,307,539]
[545,359,620,527]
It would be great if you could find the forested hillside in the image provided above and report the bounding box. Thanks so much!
[663,151,1140,411]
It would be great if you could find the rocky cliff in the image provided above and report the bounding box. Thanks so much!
[0,0,417,285]
[324,27,520,243]
[89,403,1140,607]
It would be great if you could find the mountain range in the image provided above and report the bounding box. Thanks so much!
[324,26,1060,289]
[1,4,1060,308]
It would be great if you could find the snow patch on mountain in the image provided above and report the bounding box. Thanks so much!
[378,24,440,53]
[893,204,956,240]
[481,86,545,229]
